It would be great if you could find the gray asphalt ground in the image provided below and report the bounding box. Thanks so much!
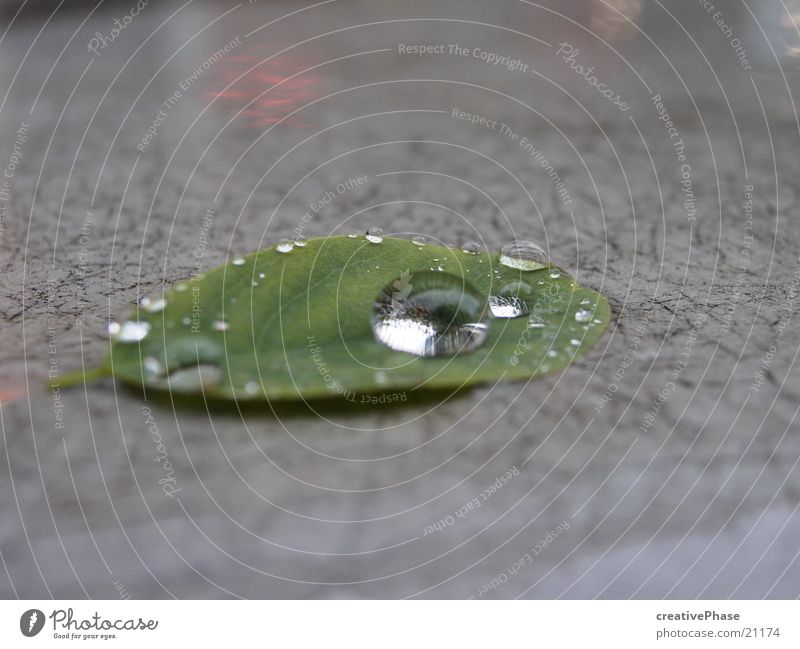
[1,0,800,598]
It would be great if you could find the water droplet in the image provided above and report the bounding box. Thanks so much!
[109,320,151,342]
[528,320,545,328]
[292,235,307,247]
[232,256,246,266]
[243,381,260,396]
[412,235,427,247]
[580,298,592,305]
[142,356,164,379]
[181,317,191,326]
[259,272,266,279]
[251,281,259,287]
[347,231,358,239]
[374,370,388,386]
[365,227,384,243]
[499,240,549,271]
[212,319,230,331]
[575,309,593,323]
[489,295,530,318]
[166,364,222,392]
[461,240,481,254]
[276,239,293,253]
[549,271,561,279]
[570,339,581,346]
[175,282,189,293]
[371,270,489,357]
[547,350,558,357]
[140,295,166,313]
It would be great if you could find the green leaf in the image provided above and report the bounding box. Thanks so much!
[102,236,610,401]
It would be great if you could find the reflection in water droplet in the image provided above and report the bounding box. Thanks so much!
[276,239,294,253]
[212,319,230,331]
[365,227,384,243]
[371,270,489,357]
[489,280,534,319]
[167,364,222,392]
[499,240,549,271]
[575,309,593,323]
[109,320,151,342]
[461,240,480,254]
[140,295,166,313]
[412,235,427,247]
[292,235,307,247]
[232,256,246,266]
[489,295,530,318]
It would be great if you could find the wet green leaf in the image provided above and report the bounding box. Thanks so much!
[100,236,610,401]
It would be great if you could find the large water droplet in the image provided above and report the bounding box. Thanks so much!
[109,320,151,342]
[488,280,533,319]
[276,239,293,253]
[371,270,489,357]
[412,235,427,247]
[292,235,307,247]
[365,227,384,244]
[499,240,549,271]
[489,295,530,318]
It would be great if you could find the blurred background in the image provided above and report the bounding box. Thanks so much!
[1,0,800,599]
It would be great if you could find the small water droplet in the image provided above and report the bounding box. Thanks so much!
[549,271,561,279]
[499,240,549,271]
[575,309,593,323]
[489,295,530,318]
[276,239,294,253]
[371,271,489,357]
[528,320,545,328]
[365,227,384,243]
[374,370,388,386]
[292,235,307,247]
[166,364,222,392]
[251,280,259,287]
[140,295,166,313]
[547,350,558,357]
[109,320,151,342]
[412,235,427,246]
[570,339,581,346]
[175,282,189,293]
[143,356,164,379]
[243,381,260,396]
[212,319,230,331]
[181,317,191,326]
[232,256,246,266]
[259,272,266,279]
[580,298,592,305]
[593,319,602,324]
[461,240,481,254]
[347,231,358,239]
